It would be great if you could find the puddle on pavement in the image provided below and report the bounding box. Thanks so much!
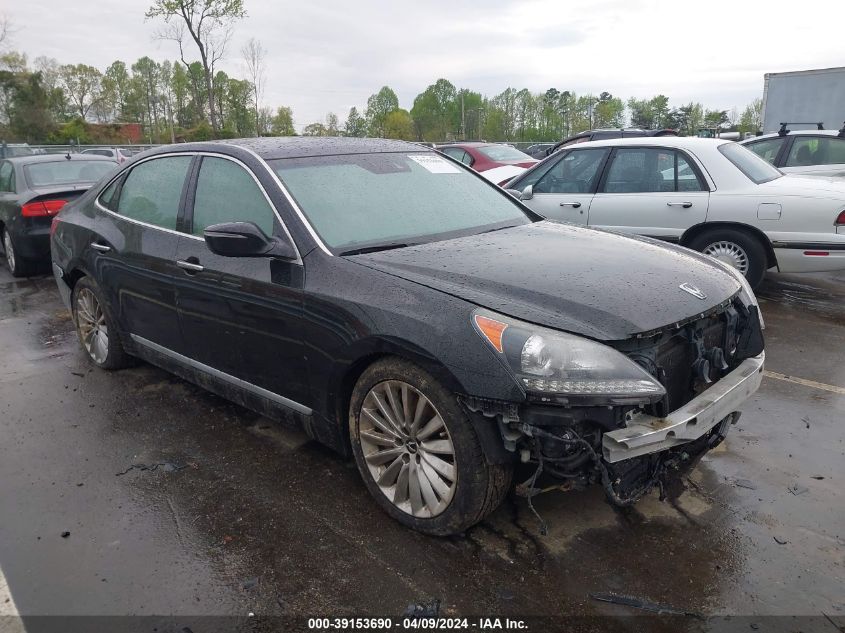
[758,276,845,325]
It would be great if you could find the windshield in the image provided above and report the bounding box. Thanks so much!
[271,152,531,253]
[25,160,117,188]
[477,145,533,162]
[718,142,782,184]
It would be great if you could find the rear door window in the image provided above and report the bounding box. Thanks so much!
[785,136,845,167]
[601,148,704,193]
[191,157,276,237]
[116,156,192,231]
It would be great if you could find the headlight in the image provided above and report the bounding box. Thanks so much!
[472,309,666,404]
[708,259,765,329]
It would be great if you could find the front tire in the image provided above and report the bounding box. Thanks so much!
[349,358,512,536]
[2,228,34,278]
[72,276,133,370]
[688,228,768,289]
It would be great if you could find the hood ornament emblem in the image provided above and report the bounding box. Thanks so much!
[680,283,707,300]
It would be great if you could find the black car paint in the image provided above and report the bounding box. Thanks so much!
[352,222,739,340]
[0,155,117,263]
[51,138,742,460]
[544,129,678,157]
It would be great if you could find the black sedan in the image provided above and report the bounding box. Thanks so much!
[0,154,117,276]
[51,138,765,535]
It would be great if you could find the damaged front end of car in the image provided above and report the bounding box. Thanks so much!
[463,284,765,523]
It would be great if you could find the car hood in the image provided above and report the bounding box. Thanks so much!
[758,174,845,198]
[350,221,741,340]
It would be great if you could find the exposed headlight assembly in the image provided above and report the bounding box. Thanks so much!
[472,309,666,405]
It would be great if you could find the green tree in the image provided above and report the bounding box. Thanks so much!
[384,108,414,140]
[325,112,340,136]
[60,63,102,119]
[593,92,625,128]
[704,108,729,129]
[738,98,763,135]
[8,72,54,140]
[146,0,247,136]
[270,106,294,135]
[365,85,399,137]
[101,61,130,121]
[344,106,366,137]
[410,78,457,141]
[302,122,327,136]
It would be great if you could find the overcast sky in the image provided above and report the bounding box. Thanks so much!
[7,0,845,131]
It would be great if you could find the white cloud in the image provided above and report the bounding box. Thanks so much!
[8,0,844,131]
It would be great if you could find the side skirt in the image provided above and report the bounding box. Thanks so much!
[128,334,346,453]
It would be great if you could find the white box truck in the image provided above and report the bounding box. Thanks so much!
[761,67,845,134]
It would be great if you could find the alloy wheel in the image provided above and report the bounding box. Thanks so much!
[3,231,15,273]
[75,288,109,364]
[358,380,457,518]
[702,240,750,276]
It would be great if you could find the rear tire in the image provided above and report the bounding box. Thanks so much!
[349,357,512,536]
[72,276,133,370]
[688,228,768,289]
[2,228,34,278]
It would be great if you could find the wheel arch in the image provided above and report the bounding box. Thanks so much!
[330,337,468,439]
[680,221,778,269]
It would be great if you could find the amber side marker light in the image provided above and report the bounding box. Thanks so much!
[474,314,508,353]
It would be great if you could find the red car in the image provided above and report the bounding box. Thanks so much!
[437,142,538,185]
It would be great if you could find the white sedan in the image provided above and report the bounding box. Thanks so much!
[506,137,845,288]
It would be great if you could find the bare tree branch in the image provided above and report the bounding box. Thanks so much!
[241,37,266,137]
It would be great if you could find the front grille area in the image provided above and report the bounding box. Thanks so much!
[654,315,727,411]
[622,309,732,416]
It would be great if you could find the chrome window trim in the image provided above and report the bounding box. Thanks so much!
[237,145,334,256]
[93,151,303,264]
[192,152,302,265]
[130,333,313,416]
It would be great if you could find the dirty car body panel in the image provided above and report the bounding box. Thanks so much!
[51,137,765,533]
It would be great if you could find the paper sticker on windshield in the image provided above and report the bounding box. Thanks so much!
[408,154,461,173]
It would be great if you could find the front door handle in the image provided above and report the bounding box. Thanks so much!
[90,242,111,252]
[177,259,204,273]
[560,201,582,208]
[667,202,693,208]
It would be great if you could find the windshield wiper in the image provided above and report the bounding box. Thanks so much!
[339,243,412,256]
[478,224,521,235]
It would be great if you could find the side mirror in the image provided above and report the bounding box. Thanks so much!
[203,222,297,260]
[505,188,522,199]
[520,184,534,201]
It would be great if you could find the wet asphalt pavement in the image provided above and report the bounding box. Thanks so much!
[0,266,843,632]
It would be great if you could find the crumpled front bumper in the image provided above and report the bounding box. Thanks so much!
[602,352,765,463]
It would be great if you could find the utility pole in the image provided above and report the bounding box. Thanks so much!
[460,92,466,140]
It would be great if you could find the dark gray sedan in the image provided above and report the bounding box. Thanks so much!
[0,153,117,276]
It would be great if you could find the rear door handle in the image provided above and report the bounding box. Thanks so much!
[90,243,111,252]
[667,202,693,208]
[177,260,204,272]
[560,201,582,208]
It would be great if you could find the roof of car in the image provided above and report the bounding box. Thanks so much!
[194,137,427,159]
[743,129,845,142]
[3,153,118,164]
[561,136,731,151]
[435,142,497,148]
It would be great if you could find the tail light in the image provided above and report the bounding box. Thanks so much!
[22,199,68,217]
[836,210,845,225]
